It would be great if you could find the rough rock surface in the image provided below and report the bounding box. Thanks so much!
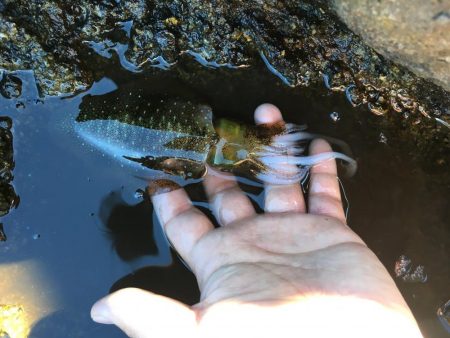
[0,12,90,95]
[332,0,450,92]
[0,0,448,123]
[0,116,17,240]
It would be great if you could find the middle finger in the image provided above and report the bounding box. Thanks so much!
[255,103,306,213]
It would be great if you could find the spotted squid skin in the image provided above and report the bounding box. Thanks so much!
[74,111,357,183]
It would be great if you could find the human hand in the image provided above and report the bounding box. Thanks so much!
[91,104,423,338]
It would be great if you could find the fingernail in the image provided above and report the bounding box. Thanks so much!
[147,179,181,197]
[91,300,113,324]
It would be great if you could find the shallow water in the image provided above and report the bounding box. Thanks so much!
[0,58,449,338]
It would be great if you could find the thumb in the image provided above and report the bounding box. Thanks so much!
[91,288,198,338]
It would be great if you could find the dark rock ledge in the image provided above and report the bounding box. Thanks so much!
[0,0,448,124]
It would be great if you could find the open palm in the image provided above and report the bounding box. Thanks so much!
[91,104,422,338]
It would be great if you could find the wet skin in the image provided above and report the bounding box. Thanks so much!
[91,104,423,338]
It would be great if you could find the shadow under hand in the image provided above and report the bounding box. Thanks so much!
[109,251,200,305]
[99,185,202,305]
[99,190,157,261]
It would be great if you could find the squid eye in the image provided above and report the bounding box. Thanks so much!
[220,143,246,163]
[207,138,246,168]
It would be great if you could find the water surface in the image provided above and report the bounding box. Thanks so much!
[0,59,448,338]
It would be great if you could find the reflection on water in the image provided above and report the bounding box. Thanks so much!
[0,304,28,338]
[0,261,57,338]
[0,59,448,338]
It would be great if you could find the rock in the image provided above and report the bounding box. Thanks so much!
[0,72,22,99]
[0,223,6,241]
[0,116,17,232]
[0,0,448,125]
[332,0,450,92]
[0,12,89,95]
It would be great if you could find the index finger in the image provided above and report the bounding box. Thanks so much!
[149,180,214,267]
[307,139,346,223]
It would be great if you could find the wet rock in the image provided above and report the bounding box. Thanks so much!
[437,299,450,333]
[394,255,428,283]
[0,223,6,241]
[0,12,89,95]
[401,265,427,283]
[0,0,448,127]
[332,0,450,91]
[0,72,22,99]
[395,255,412,277]
[0,116,18,237]
[0,117,14,174]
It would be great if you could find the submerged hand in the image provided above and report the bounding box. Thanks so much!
[91,104,423,338]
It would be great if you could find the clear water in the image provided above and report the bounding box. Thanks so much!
[0,57,448,338]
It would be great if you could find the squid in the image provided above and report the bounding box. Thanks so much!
[74,101,356,185]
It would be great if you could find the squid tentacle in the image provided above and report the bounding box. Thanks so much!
[276,123,355,159]
[256,166,310,185]
[255,151,357,184]
[284,123,308,133]
[255,145,307,157]
[273,131,315,144]
[261,152,356,174]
